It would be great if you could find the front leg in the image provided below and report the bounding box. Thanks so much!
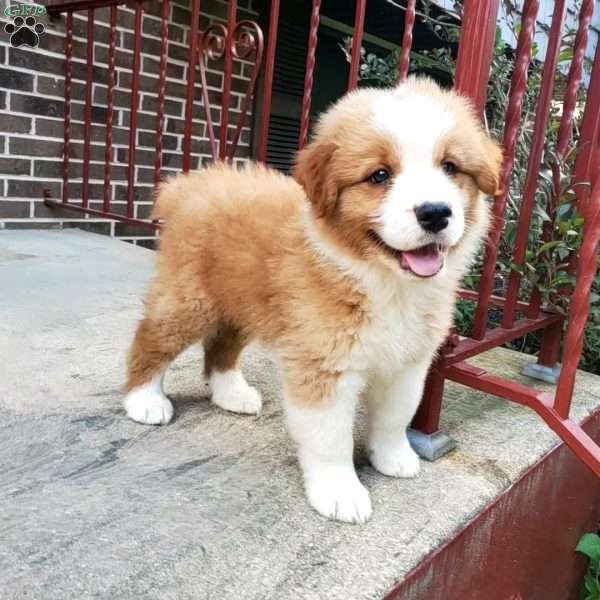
[367,355,433,478]
[283,371,372,524]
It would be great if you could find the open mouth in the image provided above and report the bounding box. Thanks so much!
[368,231,446,278]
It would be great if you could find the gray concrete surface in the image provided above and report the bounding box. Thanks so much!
[1,229,599,600]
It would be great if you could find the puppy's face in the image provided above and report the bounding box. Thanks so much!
[294,77,503,279]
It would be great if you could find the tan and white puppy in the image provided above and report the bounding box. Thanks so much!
[123,77,502,523]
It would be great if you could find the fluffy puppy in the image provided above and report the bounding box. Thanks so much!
[124,76,502,523]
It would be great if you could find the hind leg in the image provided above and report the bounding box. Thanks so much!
[204,325,262,415]
[124,288,216,425]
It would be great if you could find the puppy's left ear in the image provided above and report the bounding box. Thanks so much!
[293,141,338,217]
[475,136,504,196]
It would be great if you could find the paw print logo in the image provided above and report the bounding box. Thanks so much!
[4,16,45,48]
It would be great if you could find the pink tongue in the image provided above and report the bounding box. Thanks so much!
[401,245,443,277]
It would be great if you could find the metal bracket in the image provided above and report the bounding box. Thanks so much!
[522,362,561,385]
[407,428,457,462]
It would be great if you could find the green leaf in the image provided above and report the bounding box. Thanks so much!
[577,533,600,564]
[509,262,524,274]
[584,572,599,597]
[537,240,562,255]
[559,47,574,63]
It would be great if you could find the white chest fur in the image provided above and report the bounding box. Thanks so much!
[347,273,453,377]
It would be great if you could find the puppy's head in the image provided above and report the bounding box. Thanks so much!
[294,76,502,279]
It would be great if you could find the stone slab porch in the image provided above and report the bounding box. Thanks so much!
[1,229,599,600]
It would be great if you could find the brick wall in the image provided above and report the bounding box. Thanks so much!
[0,0,257,246]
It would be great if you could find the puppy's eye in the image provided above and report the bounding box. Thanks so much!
[369,168,390,184]
[442,160,458,176]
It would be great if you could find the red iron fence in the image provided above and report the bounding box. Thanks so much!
[43,0,600,476]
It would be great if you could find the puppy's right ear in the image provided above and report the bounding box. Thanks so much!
[293,141,338,218]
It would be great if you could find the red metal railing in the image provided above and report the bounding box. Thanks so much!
[43,0,600,476]
[44,0,270,225]
[421,0,600,476]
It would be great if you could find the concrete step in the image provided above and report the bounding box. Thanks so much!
[1,229,599,600]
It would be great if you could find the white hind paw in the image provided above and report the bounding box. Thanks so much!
[210,370,262,415]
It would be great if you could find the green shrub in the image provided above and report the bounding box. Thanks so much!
[577,532,600,600]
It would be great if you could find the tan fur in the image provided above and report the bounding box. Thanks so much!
[125,78,502,408]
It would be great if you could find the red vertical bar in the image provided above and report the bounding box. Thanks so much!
[555,177,600,417]
[537,321,563,367]
[555,0,594,160]
[397,0,415,81]
[103,5,117,213]
[182,0,201,173]
[257,0,280,163]
[126,1,142,219]
[454,0,500,114]
[411,359,445,434]
[501,0,567,327]
[471,0,539,340]
[219,0,238,160]
[347,0,366,91]
[571,39,600,197]
[543,40,600,377]
[530,4,598,341]
[154,0,170,188]
[82,8,94,210]
[62,11,73,205]
[529,13,600,318]
[298,0,321,150]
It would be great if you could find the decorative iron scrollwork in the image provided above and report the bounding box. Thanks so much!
[197,20,264,160]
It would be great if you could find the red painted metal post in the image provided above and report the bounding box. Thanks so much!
[531,2,598,356]
[298,0,321,150]
[555,0,594,162]
[61,11,73,205]
[218,0,238,160]
[411,358,446,434]
[103,5,117,213]
[536,320,564,367]
[82,8,94,210]
[154,0,169,188]
[347,0,366,91]
[501,0,567,327]
[471,0,539,340]
[553,49,600,416]
[454,0,500,114]
[126,1,142,219]
[571,39,600,199]
[182,0,201,173]
[257,0,280,163]
[397,0,416,82]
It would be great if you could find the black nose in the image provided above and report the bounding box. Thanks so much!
[415,202,452,233]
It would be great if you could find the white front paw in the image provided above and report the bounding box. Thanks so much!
[124,378,173,425]
[370,440,420,478]
[305,470,372,524]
